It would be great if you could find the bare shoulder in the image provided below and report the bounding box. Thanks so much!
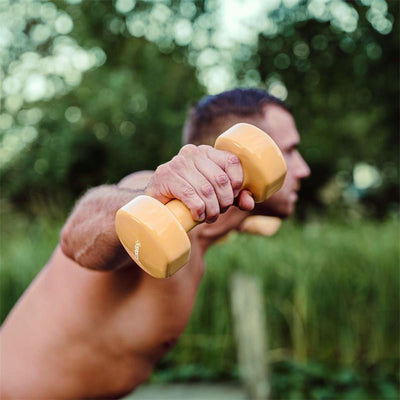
[118,170,154,191]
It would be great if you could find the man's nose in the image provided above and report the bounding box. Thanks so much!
[296,152,311,179]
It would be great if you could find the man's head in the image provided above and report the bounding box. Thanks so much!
[183,88,310,218]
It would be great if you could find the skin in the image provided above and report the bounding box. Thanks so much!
[254,104,311,217]
[0,104,309,399]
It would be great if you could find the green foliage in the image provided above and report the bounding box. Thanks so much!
[165,217,399,368]
[0,2,397,397]
[3,37,203,206]
[268,360,399,400]
[0,0,398,217]
[0,206,65,322]
[153,217,399,398]
[147,360,399,400]
[1,0,204,207]
[250,0,399,217]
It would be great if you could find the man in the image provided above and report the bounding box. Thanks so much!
[0,88,310,399]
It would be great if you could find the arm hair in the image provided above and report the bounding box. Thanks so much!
[60,171,153,271]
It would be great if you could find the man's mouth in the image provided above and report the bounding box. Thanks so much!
[289,191,298,202]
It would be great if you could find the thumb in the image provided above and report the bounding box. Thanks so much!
[236,190,255,211]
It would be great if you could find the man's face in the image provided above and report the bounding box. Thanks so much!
[254,104,311,218]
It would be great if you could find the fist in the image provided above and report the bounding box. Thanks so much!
[145,144,255,223]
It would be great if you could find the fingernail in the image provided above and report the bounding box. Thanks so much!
[199,213,205,221]
[233,189,239,197]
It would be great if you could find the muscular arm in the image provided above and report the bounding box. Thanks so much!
[60,171,154,271]
[59,142,254,273]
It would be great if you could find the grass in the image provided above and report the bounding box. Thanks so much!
[163,217,399,367]
[1,210,399,398]
[0,206,66,322]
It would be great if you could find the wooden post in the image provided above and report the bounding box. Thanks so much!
[230,272,270,400]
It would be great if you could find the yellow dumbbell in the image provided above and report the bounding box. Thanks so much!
[239,215,282,236]
[115,123,287,278]
[216,216,283,245]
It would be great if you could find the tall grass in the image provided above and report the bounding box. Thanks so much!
[167,217,399,370]
[0,208,65,322]
[1,211,399,396]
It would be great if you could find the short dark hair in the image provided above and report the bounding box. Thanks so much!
[183,88,290,145]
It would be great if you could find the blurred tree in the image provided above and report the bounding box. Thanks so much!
[1,0,204,208]
[249,0,399,218]
[0,0,398,217]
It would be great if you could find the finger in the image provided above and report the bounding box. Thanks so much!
[146,163,206,221]
[236,190,255,211]
[193,155,234,213]
[170,155,220,222]
[201,146,243,197]
[167,174,207,221]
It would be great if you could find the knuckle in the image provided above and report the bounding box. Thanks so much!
[171,155,186,168]
[155,163,165,173]
[179,144,198,156]
[182,185,196,199]
[155,163,169,177]
[200,183,214,197]
[198,145,211,153]
[215,173,229,187]
[227,154,240,166]
[193,202,205,217]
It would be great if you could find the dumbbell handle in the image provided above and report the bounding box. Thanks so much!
[165,199,198,232]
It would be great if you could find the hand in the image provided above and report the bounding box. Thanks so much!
[145,144,255,223]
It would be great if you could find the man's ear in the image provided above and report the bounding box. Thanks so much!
[238,216,282,236]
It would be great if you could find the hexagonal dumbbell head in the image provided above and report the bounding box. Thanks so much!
[115,123,287,278]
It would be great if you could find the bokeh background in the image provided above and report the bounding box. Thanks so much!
[0,0,398,398]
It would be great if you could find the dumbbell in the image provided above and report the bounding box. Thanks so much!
[115,123,287,278]
[239,215,282,236]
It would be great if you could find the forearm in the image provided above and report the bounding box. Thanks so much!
[60,184,144,270]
